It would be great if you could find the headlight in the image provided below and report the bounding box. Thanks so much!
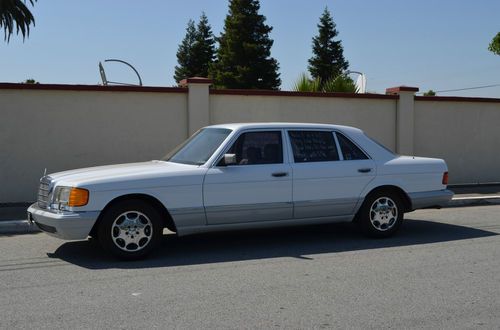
[52,186,89,210]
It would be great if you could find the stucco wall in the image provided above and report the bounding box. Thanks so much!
[414,99,500,184]
[0,88,188,202]
[1,83,500,203]
[210,94,397,150]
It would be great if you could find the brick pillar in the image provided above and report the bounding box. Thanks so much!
[386,86,419,155]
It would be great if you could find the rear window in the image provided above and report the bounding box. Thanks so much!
[335,132,369,160]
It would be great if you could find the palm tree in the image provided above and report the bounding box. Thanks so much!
[292,72,358,93]
[0,0,37,42]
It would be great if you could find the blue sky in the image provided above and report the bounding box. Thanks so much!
[1,0,499,97]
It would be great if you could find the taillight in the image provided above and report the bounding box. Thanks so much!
[442,172,449,185]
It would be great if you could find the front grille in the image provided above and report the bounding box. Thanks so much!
[37,176,52,209]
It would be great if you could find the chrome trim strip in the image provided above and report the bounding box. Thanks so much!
[294,198,357,207]
[205,202,293,213]
[294,198,358,218]
[169,206,205,215]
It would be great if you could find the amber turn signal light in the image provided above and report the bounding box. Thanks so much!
[68,188,89,207]
[442,172,449,185]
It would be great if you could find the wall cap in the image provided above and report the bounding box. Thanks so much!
[211,89,399,100]
[415,95,500,103]
[179,77,213,86]
[0,83,187,93]
[386,86,419,94]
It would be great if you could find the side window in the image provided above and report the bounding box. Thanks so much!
[336,132,369,160]
[227,131,283,165]
[288,131,339,163]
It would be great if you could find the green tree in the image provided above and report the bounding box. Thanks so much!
[0,0,36,42]
[488,32,500,55]
[211,0,281,89]
[174,13,216,83]
[191,13,216,79]
[174,19,197,83]
[423,90,436,96]
[308,7,349,85]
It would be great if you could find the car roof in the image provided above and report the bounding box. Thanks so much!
[206,122,363,134]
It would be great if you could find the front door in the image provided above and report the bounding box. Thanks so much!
[203,130,293,225]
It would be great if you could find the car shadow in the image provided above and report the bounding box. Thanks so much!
[48,219,497,270]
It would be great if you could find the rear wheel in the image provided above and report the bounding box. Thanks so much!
[358,191,404,238]
[98,200,163,260]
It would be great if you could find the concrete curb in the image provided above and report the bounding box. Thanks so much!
[1,196,500,236]
[0,220,40,236]
[446,196,500,208]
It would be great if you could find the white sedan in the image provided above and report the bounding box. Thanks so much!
[28,123,453,259]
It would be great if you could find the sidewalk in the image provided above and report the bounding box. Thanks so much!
[1,185,500,235]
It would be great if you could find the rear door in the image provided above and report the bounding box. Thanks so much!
[203,130,293,225]
[287,129,375,219]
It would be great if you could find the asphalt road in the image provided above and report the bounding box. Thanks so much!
[1,205,499,329]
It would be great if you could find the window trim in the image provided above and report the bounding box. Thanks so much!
[211,129,287,167]
[334,131,371,161]
[285,129,342,164]
[333,132,344,161]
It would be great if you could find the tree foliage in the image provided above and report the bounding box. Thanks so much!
[293,72,357,93]
[0,0,36,42]
[211,0,281,89]
[174,20,197,83]
[293,73,320,92]
[322,74,357,93]
[174,13,216,83]
[308,7,349,85]
[423,90,436,96]
[488,32,500,56]
[192,13,216,78]
[23,78,38,84]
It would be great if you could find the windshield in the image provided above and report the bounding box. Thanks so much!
[163,128,232,165]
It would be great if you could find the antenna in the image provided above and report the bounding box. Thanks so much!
[355,74,366,93]
[346,70,366,93]
[98,59,143,86]
[99,62,108,85]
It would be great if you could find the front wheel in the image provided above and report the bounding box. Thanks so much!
[98,200,163,260]
[357,191,404,238]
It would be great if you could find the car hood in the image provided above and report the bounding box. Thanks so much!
[47,161,205,189]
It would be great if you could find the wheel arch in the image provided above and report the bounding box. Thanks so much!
[89,193,177,237]
[361,185,412,213]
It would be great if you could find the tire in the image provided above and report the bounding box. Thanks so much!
[357,190,404,238]
[97,199,163,260]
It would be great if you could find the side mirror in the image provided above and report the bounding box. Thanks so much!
[219,153,237,166]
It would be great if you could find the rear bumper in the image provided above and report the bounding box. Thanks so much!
[27,203,99,240]
[408,189,454,210]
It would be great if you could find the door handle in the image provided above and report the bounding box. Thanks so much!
[358,168,372,173]
[272,172,288,177]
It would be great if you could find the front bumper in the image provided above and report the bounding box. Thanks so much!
[27,203,100,240]
[408,189,454,210]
